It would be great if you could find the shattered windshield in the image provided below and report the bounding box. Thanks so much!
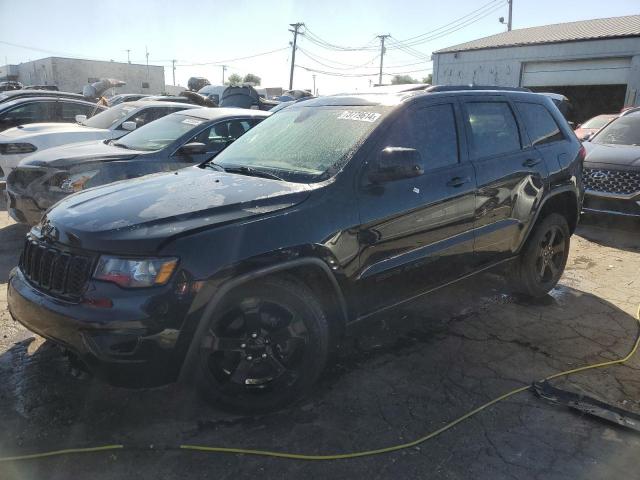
[82,103,137,129]
[114,113,204,151]
[592,114,640,146]
[211,105,388,182]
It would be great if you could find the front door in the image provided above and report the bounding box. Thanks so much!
[355,101,477,316]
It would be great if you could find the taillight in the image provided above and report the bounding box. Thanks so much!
[0,143,37,155]
[577,145,586,163]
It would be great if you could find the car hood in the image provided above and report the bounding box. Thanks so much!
[21,140,141,168]
[0,122,108,141]
[43,166,312,253]
[583,142,640,168]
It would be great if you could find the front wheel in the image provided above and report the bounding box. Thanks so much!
[195,277,330,412]
[511,213,570,298]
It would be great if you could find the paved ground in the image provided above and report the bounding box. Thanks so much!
[1,191,639,479]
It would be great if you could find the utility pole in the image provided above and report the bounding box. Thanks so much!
[288,22,304,90]
[221,65,227,84]
[507,0,513,31]
[145,46,150,82]
[172,59,176,86]
[125,49,131,64]
[377,34,390,86]
[312,74,316,96]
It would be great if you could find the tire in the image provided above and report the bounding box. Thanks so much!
[195,277,330,413]
[511,213,570,298]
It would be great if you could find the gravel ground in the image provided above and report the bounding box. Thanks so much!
[1,191,639,479]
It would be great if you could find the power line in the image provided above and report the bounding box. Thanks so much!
[175,47,289,67]
[297,46,379,69]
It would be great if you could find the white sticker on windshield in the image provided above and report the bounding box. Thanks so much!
[181,118,203,126]
[337,111,381,123]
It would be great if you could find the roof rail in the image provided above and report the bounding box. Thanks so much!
[426,85,532,93]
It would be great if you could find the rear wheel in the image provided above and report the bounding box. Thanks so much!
[511,213,570,298]
[195,277,330,412]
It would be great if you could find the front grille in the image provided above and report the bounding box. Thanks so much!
[8,169,46,189]
[583,168,640,196]
[19,238,93,299]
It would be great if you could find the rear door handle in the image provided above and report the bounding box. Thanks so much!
[446,176,470,188]
[523,158,541,167]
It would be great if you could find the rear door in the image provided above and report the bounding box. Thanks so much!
[355,100,477,315]
[0,100,57,131]
[460,96,548,266]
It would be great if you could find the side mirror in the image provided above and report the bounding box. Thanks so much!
[177,142,207,156]
[368,147,424,184]
[75,114,87,123]
[121,121,137,131]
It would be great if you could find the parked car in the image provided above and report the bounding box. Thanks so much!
[6,108,270,225]
[7,89,583,412]
[24,85,60,91]
[0,97,106,179]
[107,94,150,107]
[0,100,196,180]
[142,93,215,107]
[574,114,617,141]
[582,109,640,217]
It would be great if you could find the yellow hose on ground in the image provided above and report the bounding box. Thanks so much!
[2,305,639,463]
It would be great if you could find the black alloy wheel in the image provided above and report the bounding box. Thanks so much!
[512,213,570,298]
[196,277,330,412]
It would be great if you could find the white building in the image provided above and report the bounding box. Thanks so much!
[432,15,640,121]
[0,57,165,95]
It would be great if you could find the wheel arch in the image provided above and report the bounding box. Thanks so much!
[178,257,348,383]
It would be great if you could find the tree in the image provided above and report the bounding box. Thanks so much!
[225,73,243,86]
[422,74,433,84]
[243,73,261,86]
[391,75,419,85]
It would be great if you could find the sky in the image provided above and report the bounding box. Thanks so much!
[0,0,638,94]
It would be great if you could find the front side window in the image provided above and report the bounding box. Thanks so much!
[190,119,256,152]
[592,114,640,146]
[380,103,459,170]
[210,106,389,182]
[60,101,100,122]
[465,102,521,159]
[516,102,564,146]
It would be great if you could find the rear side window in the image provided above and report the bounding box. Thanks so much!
[382,103,459,170]
[465,102,521,159]
[516,102,564,146]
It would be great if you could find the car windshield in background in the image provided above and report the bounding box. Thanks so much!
[211,106,388,182]
[82,103,137,129]
[114,114,203,151]
[582,115,614,129]
[592,114,640,146]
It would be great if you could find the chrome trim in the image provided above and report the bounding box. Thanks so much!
[584,189,640,200]
[582,207,640,218]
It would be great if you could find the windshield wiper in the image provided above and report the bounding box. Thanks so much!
[223,166,284,181]
[111,142,131,149]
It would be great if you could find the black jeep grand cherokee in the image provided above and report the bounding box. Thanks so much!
[8,89,584,411]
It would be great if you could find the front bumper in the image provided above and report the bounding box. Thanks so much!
[7,267,190,387]
[582,190,640,218]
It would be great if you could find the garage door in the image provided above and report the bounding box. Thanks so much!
[522,57,631,87]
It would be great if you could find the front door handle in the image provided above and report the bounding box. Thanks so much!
[446,176,470,188]
[523,158,541,167]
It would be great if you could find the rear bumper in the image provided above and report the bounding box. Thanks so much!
[582,190,640,218]
[7,267,188,387]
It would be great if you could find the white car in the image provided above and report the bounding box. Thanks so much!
[0,100,197,181]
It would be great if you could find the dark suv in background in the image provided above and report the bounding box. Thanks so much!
[8,89,584,412]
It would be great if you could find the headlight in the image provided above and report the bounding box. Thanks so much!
[57,170,99,193]
[0,143,37,154]
[94,256,179,288]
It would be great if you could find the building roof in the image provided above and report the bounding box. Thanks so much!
[435,14,640,53]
